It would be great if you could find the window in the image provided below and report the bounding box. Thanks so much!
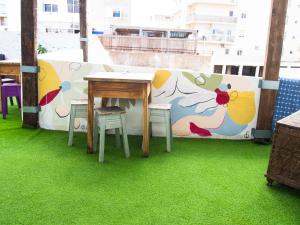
[241,13,247,18]
[68,0,79,13]
[214,65,223,74]
[113,10,121,18]
[226,65,239,75]
[225,49,230,54]
[44,4,52,12]
[0,17,7,26]
[242,66,256,77]
[52,4,58,12]
[237,50,243,56]
[229,11,234,17]
[44,4,58,12]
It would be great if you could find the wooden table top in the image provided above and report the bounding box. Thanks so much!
[0,60,20,65]
[84,72,155,83]
[278,110,300,128]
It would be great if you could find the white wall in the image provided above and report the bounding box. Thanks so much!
[6,0,20,31]
[189,3,236,17]
[282,0,300,62]
[0,31,80,59]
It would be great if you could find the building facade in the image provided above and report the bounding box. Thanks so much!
[0,0,7,31]
[1,0,132,33]
[282,0,300,62]
[212,0,300,78]
[172,0,238,53]
[37,0,80,33]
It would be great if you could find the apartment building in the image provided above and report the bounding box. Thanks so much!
[149,14,174,28]
[212,0,300,78]
[37,0,80,33]
[173,0,238,53]
[38,0,132,33]
[282,0,300,62]
[0,0,7,31]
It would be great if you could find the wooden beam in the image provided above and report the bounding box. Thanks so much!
[80,0,88,62]
[21,0,39,128]
[256,0,289,132]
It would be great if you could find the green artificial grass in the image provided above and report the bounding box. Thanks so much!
[0,105,299,225]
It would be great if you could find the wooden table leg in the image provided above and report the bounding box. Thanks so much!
[87,82,94,153]
[142,89,149,157]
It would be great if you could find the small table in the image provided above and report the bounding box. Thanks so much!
[0,60,21,113]
[84,72,155,156]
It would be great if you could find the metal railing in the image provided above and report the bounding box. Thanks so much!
[188,14,238,24]
[100,35,208,54]
[199,34,235,43]
[189,0,238,5]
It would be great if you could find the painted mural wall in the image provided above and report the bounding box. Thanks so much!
[38,59,261,140]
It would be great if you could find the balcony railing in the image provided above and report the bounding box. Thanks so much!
[188,14,238,24]
[199,34,235,43]
[188,0,238,5]
[99,35,213,55]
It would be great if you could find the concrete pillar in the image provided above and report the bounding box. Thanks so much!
[238,65,243,76]
[222,65,226,75]
[255,66,260,77]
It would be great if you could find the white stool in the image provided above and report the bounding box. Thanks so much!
[149,103,172,152]
[68,99,89,146]
[94,106,130,163]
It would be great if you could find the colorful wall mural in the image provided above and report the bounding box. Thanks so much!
[38,59,261,140]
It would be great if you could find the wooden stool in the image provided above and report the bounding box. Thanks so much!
[94,106,130,163]
[149,103,172,152]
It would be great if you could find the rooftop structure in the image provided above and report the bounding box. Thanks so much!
[100,25,210,55]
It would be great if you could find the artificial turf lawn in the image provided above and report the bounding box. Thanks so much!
[0,105,299,225]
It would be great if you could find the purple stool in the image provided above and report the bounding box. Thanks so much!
[1,83,21,119]
[1,78,16,106]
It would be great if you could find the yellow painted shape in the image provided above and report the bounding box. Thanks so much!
[38,60,61,101]
[227,91,256,125]
[152,70,172,89]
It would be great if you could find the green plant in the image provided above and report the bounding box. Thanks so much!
[37,44,48,54]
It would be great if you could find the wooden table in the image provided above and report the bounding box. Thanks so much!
[84,72,155,156]
[0,60,21,81]
[0,60,21,112]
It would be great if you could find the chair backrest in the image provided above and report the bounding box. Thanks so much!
[0,54,5,61]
